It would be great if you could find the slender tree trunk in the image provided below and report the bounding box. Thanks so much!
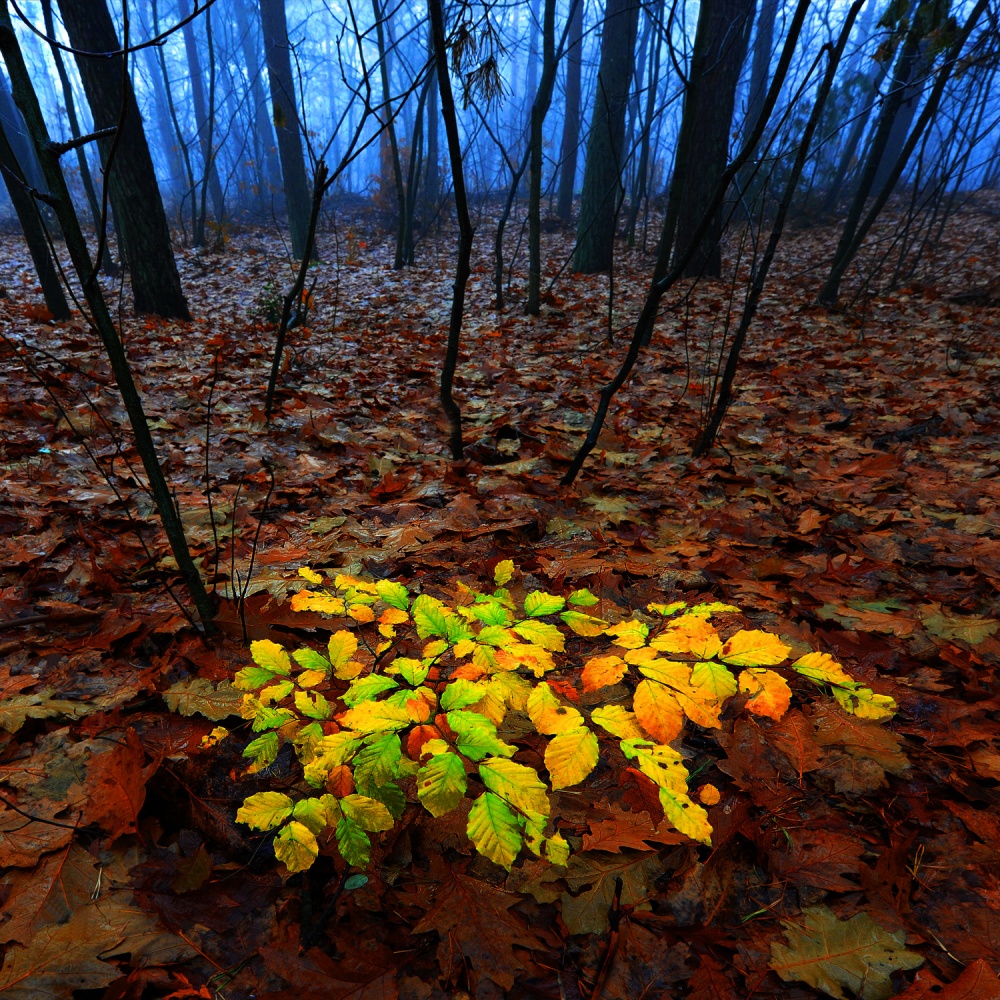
[624,0,664,244]
[656,0,754,280]
[733,0,776,214]
[527,0,557,314]
[56,0,189,319]
[179,0,225,242]
[0,1,213,628]
[233,0,283,211]
[693,0,865,455]
[0,117,70,319]
[818,0,986,306]
[573,0,640,274]
[424,24,440,214]
[428,0,473,460]
[259,0,312,258]
[372,0,406,269]
[561,0,809,485]
[556,0,583,222]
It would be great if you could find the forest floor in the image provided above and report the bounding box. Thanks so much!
[0,197,999,999]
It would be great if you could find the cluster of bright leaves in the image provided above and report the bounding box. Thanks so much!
[230,562,897,874]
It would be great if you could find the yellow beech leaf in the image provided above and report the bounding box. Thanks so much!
[290,591,346,615]
[791,651,855,687]
[650,614,722,658]
[545,727,599,789]
[494,560,515,586]
[581,655,628,693]
[348,604,375,624]
[338,700,412,733]
[739,668,792,721]
[296,669,327,689]
[526,682,583,734]
[236,791,293,831]
[623,646,659,665]
[689,661,738,703]
[299,567,324,585]
[327,630,359,674]
[603,619,649,649]
[274,821,319,872]
[250,639,292,676]
[659,788,713,845]
[590,705,645,739]
[721,630,792,667]
[633,679,684,744]
[489,671,532,712]
[560,610,608,636]
[495,643,556,676]
[698,783,721,806]
[452,638,476,658]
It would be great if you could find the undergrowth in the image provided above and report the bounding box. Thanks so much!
[223,562,898,874]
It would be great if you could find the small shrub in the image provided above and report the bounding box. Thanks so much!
[225,563,897,874]
[249,281,283,326]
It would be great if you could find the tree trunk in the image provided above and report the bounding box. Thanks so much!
[555,0,583,222]
[179,0,226,242]
[0,114,70,319]
[424,24,440,214]
[624,0,664,245]
[656,0,754,280]
[428,0,473,460]
[0,0,213,629]
[573,0,640,274]
[733,0,776,214]
[259,0,312,259]
[233,0,284,211]
[372,0,406,269]
[527,0,557,314]
[818,0,985,306]
[56,0,190,319]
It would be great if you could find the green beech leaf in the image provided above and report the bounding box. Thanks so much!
[467,791,522,869]
[376,579,409,609]
[336,816,370,867]
[479,757,550,819]
[411,594,450,638]
[343,674,399,707]
[340,793,394,832]
[353,734,402,789]
[417,751,467,817]
[440,679,487,711]
[523,591,566,617]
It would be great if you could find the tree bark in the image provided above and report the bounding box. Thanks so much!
[555,0,583,222]
[56,0,190,319]
[0,112,70,319]
[656,0,754,280]
[428,0,473,459]
[259,0,312,259]
[573,0,640,274]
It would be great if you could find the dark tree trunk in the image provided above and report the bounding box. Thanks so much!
[428,0,473,460]
[424,23,440,214]
[573,0,640,274]
[0,115,70,319]
[0,0,213,629]
[624,0,664,245]
[656,0,754,280]
[372,0,406,269]
[555,0,583,222]
[56,0,190,319]
[259,0,312,259]
[527,0,557,314]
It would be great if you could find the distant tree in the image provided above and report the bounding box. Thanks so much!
[555,0,583,222]
[656,0,754,280]
[179,0,225,244]
[573,0,640,274]
[56,0,190,319]
[372,0,406,269]
[818,0,987,306]
[232,0,284,212]
[259,0,312,259]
